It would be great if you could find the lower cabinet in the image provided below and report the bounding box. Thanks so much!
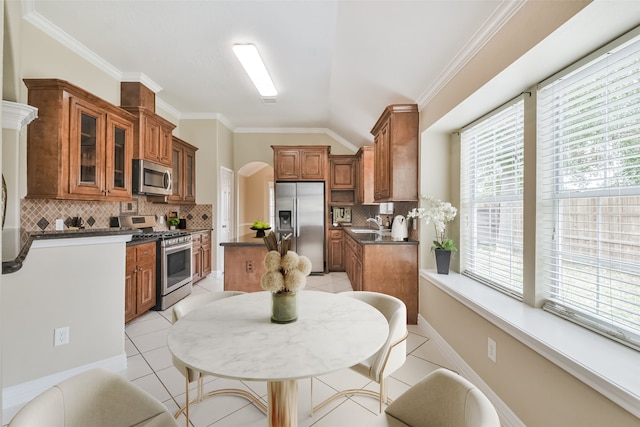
[192,230,212,283]
[344,232,418,324]
[125,242,156,323]
[328,229,345,271]
[344,233,362,291]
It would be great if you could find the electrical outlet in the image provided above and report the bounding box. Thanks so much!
[54,327,70,347]
[246,261,254,272]
[487,337,497,363]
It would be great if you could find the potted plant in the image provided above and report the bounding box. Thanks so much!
[408,196,458,274]
[168,216,180,230]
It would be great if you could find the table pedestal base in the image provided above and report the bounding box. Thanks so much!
[268,380,298,427]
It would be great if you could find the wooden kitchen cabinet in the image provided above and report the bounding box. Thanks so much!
[371,104,419,202]
[356,146,376,205]
[191,230,212,283]
[330,156,356,189]
[169,136,198,204]
[121,106,175,167]
[344,233,363,291]
[24,79,135,201]
[328,229,345,271]
[272,145,330,181]
[125,242,156,323]
[344,232,418,323]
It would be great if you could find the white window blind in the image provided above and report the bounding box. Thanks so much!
[460,98,525,297]
[538,31,640,350]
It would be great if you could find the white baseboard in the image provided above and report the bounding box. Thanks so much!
[2,353,127,425]
[417,315,525,427]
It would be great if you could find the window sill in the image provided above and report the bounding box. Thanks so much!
[420,269,640,418]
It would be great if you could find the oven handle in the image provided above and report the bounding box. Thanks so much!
[163,241,192,255]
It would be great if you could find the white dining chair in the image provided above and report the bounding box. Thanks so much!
[312,291,408,414]
[8,367,179,427]
[171,291,266,426]
[368,368,501,427]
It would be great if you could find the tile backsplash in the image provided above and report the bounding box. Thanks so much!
[21,197,213,232]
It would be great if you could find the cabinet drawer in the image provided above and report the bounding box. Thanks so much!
[201,231,211,244]
[329,230,343,239]
[136,243,156,264]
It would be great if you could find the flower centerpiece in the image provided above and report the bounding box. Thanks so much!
[260,231,312,323]
[408,196,458,274]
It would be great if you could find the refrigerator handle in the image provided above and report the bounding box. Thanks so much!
[295,198,300,237]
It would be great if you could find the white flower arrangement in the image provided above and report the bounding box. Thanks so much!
[408,195,458,251]
[260,232,311,293]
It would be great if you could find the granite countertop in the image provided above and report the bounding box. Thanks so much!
[2,228,141,274]
[343,227,419,245]
[219,233,268,247]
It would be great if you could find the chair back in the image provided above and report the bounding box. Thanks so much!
[9,368,179,427]
[341,291,407,382]
[172,291,245,323]
[385,368,500,427]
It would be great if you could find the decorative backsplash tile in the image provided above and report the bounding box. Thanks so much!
[21,197,213,232]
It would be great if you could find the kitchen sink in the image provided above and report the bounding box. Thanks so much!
[349,228,379,233]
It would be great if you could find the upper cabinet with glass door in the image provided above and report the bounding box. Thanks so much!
[24,79,135,201]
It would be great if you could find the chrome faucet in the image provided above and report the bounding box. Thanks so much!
[366,216,383,232]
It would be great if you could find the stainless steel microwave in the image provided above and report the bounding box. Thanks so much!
[132,159,172,196]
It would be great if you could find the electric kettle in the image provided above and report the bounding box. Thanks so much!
[391,215,408,241]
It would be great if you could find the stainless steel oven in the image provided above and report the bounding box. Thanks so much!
[158,234,193,310]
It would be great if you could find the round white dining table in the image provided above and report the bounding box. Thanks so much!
[167,290,389,427]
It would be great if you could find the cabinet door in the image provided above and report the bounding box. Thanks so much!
[300,149,326,180]
[169,145,183,202]
[330,157,356,189]
[201,233,212,276]
[275,149,300,180]
[125,247,137,323]
[328,236,344,271]
[374,120,391,200]
[69,97,106,197]
[142,115,161,163]
[158,125,173,166]
[184,147,196,203]
[105,114,133,199]
[137,261,156,313]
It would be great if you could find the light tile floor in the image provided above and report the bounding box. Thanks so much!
[125,272,457,427]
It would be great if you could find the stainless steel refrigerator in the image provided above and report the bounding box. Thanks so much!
[275,182,325,274]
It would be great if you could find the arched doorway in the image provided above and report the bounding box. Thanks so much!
[237,161,274,237]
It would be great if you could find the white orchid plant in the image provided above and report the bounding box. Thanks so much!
[408,196,458,252]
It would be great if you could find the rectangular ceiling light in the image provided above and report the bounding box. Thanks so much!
[233,44,278,98]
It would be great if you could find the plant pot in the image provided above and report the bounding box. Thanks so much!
[434,248,452,275]
[271,291,297,324]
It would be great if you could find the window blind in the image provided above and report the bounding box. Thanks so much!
[537,31,640,350]
[460,98,525,297]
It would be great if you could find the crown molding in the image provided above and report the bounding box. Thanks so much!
[2,101,38,131]
[120,72,162,94]
[234,127,358,152]
[416,0,526,109]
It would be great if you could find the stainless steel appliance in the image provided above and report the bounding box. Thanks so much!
[123,215,193,310]
[132,159,172,196]
[275,182,325,273]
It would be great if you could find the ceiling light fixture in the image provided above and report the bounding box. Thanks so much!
[232,44,278,98]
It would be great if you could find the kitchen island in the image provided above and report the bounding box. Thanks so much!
[220,233,268,293]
